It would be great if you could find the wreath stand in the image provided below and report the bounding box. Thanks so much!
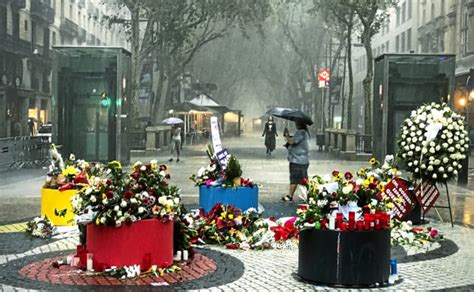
[421,183,454,228]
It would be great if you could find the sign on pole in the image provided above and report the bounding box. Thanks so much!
[210,116,229,168]
[414,182,441,214]
[318,69,330,82]
[380,177,415,220]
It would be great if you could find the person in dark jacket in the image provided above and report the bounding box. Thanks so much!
[262,116,278,155]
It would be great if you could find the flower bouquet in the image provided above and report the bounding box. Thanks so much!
[397,102,469,184]
[44,148,92,191]
[190,145,256,188]
[26,216,57,238]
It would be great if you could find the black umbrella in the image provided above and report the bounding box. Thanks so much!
[266,107,313,125]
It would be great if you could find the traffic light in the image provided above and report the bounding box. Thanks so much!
[100,92,111,108]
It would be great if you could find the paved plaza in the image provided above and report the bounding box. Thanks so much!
[1,134,474,291]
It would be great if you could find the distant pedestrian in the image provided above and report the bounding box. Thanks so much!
[281,119,310,202]
[28,118,35,136]
[169,126,182,162]
[262,116,278,155]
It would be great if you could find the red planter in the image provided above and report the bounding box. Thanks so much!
[85,219,173,271]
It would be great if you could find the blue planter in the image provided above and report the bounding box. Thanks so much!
[199,185,259,214]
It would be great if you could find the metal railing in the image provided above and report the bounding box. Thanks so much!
[0,136,50,169]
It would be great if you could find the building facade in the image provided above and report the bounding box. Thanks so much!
[0,0,127,138]
[350,0,474,131]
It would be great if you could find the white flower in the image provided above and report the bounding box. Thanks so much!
[454,170,458,175]
[158,196,167,205]
[448,166,454,172]
[439,167,444,172]
[100,217,106,224]
[102,199,108,205]
[140,165,146,171]
[443,174,448,178]
[159,171,166,177]
[422,148,428,154]
[429,141,435,147]
[120,200,127,208]
[448,147,455,152]
[408,162,413,167]
[90,195,97,203]
[413,160,418,166]
[432,173,438,179]
[166,199,174,207]
[441,134,447,139]
[114,205,120,212]
[173,197,180,205]
[415,146,421,152]
[69,154,76,161]
[448,138,454,144]
[435,145,441,151]
[117,211,122,217]
[414,168,419,173]
[130,198,138,204]
[410,144,415,149]
[138,207,145,214]
[421,164,426,169]
[442,143,448,148]
[115,220,122,227]
[408,151,413,157]
[427,165,434,171]
[429,148,435,154]
[197,167,206,177]
[434,159,441,165]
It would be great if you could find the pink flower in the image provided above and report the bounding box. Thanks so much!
[430,229,439,237]
[205,179,213,187]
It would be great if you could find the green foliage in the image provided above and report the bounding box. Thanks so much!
[225,156,242,181]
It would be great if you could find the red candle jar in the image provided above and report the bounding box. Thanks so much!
[364,214,371,230]
[375,213,381,230]
[357,221,364,231]
[348,211,355,231]
[299,204,309,211]
[336,213,343,229]
[341,223,347,231]
[321,219,327,230]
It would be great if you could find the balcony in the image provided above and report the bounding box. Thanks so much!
[0,33,31,57]
[60,17,79,37]
[31,0,54,24]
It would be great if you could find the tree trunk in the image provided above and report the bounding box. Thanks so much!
[362,30,373,135]
[346,23,354,130]
[129,3,140,129]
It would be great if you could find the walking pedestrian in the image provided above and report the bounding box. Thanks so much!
[281,119,310,202]
[169,125,182,162]
[262,116,278,155]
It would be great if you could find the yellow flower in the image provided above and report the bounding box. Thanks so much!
[334,173,343,181]
[151,162,158,170]
[358,168,366,175]
[395,197,403,203]
[95,218,100,225]
[228,214,234,219]
[110,160,122,169]
[370,158,377,165]
[211,219,216,224]
[386,202,394,209]
[102,193,106,200]
[62,165,78,177]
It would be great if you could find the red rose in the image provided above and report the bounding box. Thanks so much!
[106,190,114,199]
[124,191,133,199]
[130,172,140,180]
[332,170,339,177]
[377,192,383,201]
[301,177,308,184]
[308,218,315,224]
[106,179,112,186]
[344,172,353,180]
[165,174,171,179]
[430,229,439,237]
[369,183,377,190]
[332,192,337,196]
[159,165,167,171]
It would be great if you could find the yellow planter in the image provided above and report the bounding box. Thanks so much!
[40,188,77,226]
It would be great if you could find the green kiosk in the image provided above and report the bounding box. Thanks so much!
[373,54,456,160]
[54,46,131,162]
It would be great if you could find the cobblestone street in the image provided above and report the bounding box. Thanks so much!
[1,134,474,291]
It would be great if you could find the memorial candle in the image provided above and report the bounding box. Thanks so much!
[357,221,364,231]
[329,217,336,230]
[348,212,355,231]
[321,219,327,230]
[375,213,381,230]
[336,213,343,229]
[341,223,347,231]
[364,214,371,230]
[86,254,93,271]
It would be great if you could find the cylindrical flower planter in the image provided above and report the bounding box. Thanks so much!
[298,229,391,286]
[86,219,173,271]
[199,185,259,214]
[40,188,77,226]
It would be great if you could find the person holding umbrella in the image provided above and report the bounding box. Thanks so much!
[262,116,278,155]
[162,117,184,162]
[266,107,312,202]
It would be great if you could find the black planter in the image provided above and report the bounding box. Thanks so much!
[298,229,391,286]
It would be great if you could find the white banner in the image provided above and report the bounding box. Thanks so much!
[210,116,222,153]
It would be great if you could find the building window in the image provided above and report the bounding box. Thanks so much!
[441,0,445,15]
[24,20,28,31]
[396,7,400,26]
[52,31,56,45]
[386,41,389,52]
[407,28,412,51]
[402,2,406,23]
[422,9,426,24]
[78,11,81,26]
[431,3,435,20]
[401,32,406,52]
[0,6,6,35]
[12,12,20,38]
[407,0,412,19]
[396,35,400,52]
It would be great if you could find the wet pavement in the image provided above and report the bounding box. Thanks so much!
[1,133,474,290]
